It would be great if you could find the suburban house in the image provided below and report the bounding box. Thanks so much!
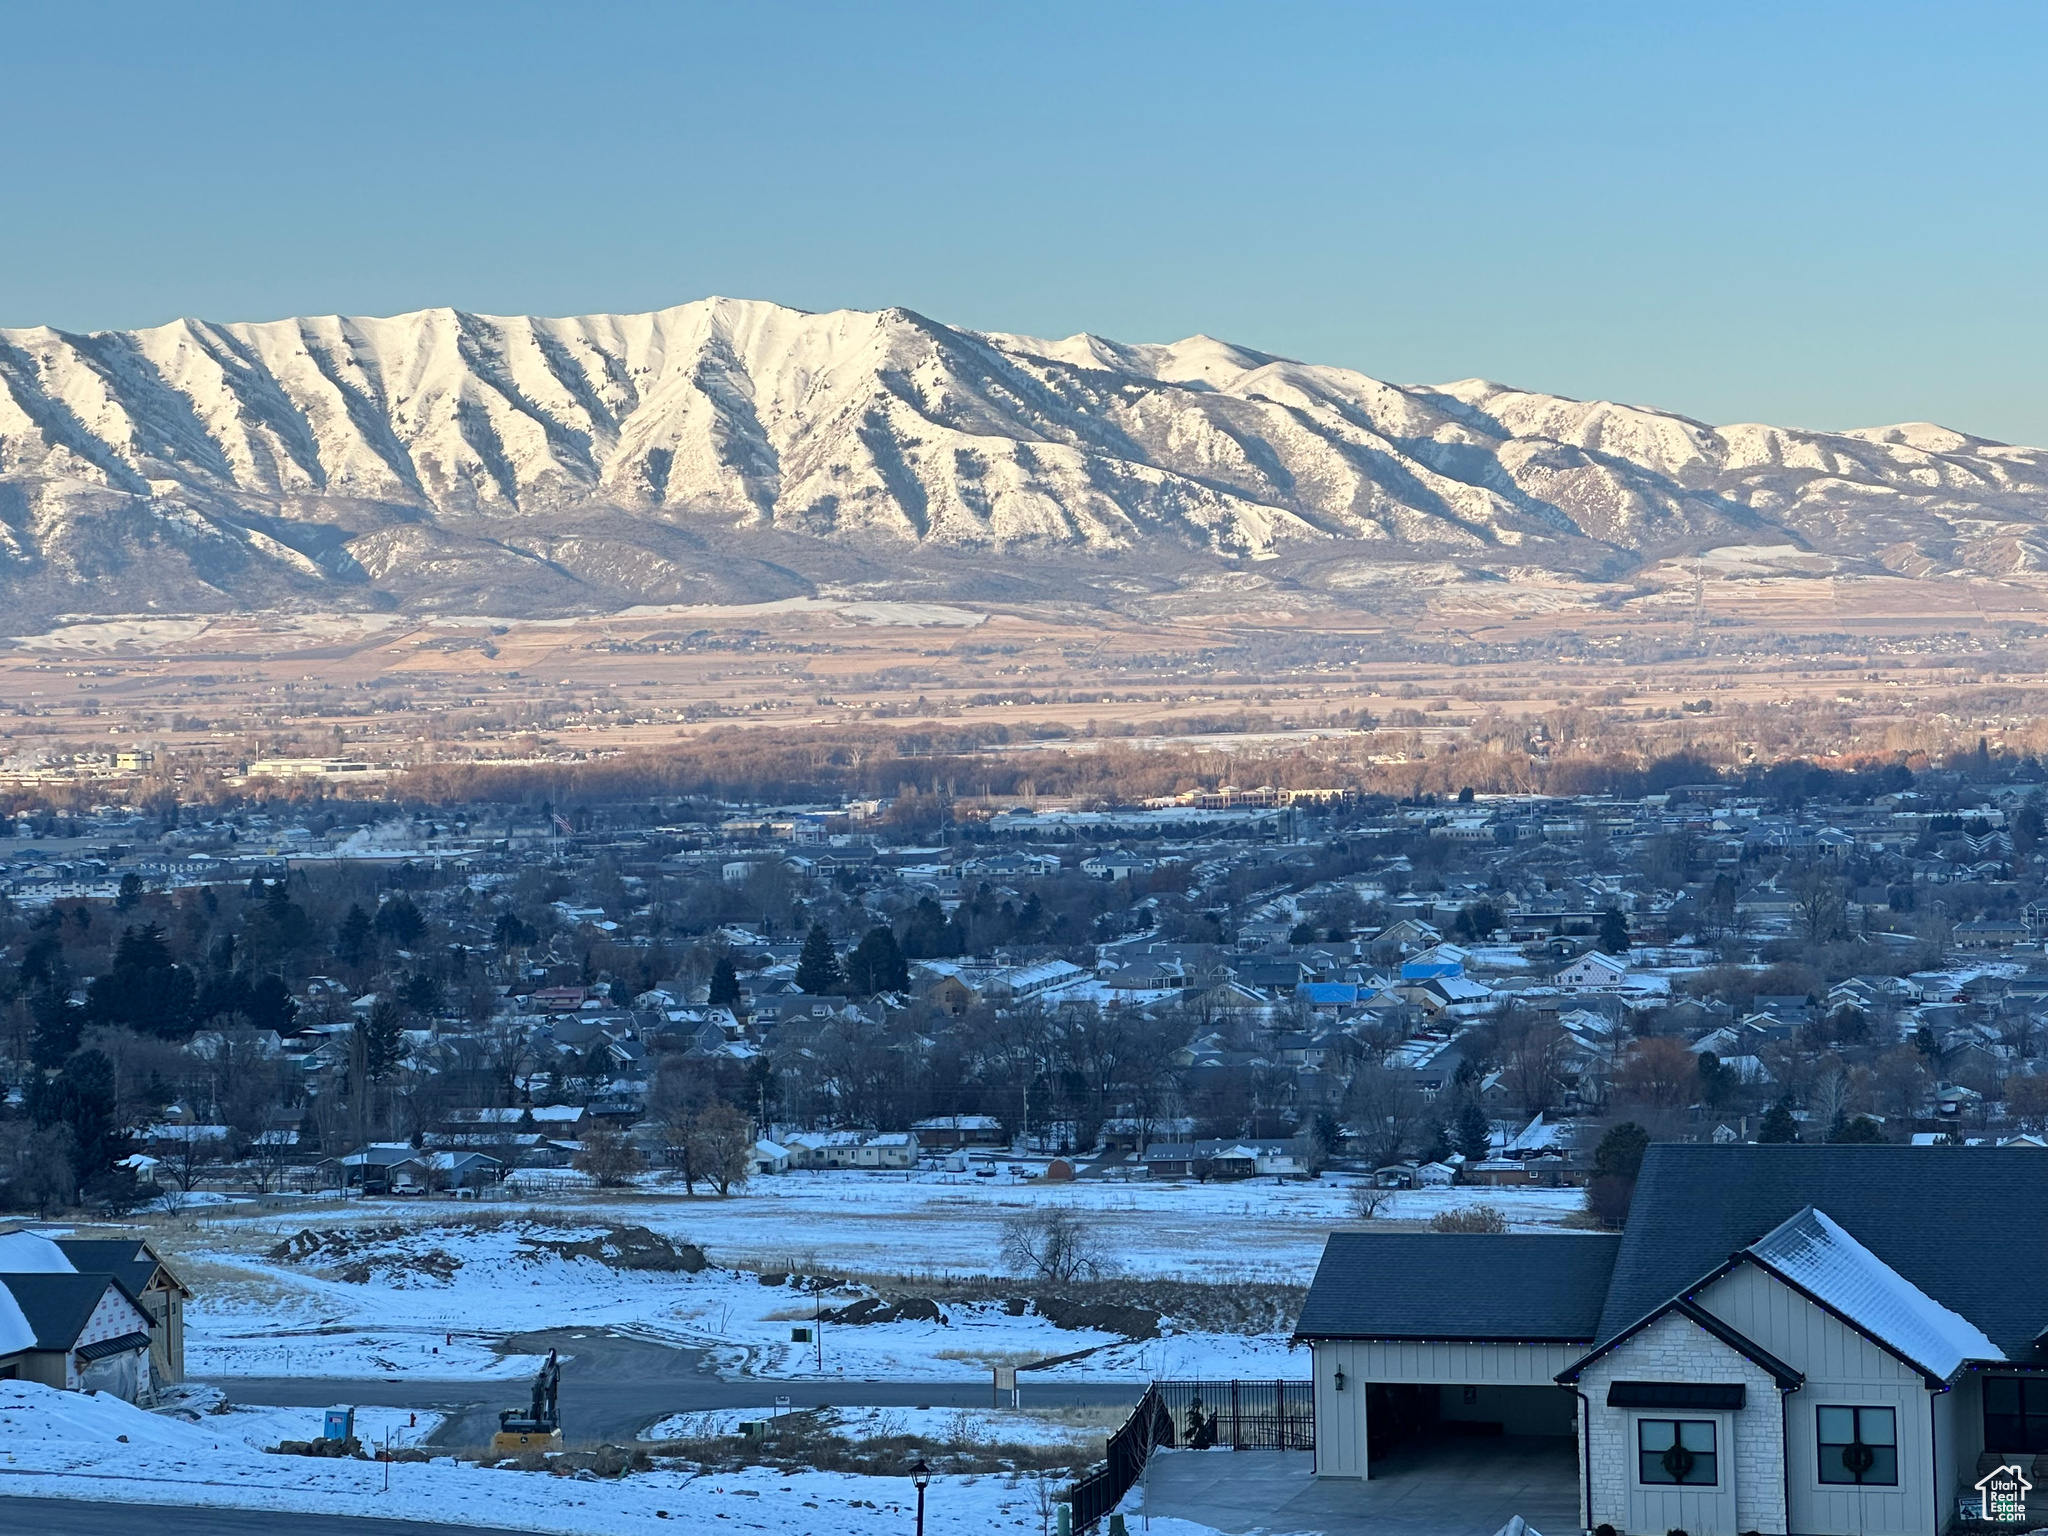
[1557,950,1629,990]
[0,1227,188,1394]
[1295,1146,2048,1536]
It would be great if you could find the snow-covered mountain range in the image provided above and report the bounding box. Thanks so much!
[2,296,2045,617]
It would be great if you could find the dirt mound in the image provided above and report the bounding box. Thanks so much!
[822,1296,947,1327]
[266,1222,704,1280]
[907,1277,1305,1337]
[526,1225,706,1273]
[1025,1295,1160,1339]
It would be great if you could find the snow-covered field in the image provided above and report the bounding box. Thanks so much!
[163,1174,1586,1383]
[0,1380,1218,1535]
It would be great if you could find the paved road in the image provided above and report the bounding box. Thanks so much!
[0,1497,534,1536]
[216,1327,1143,1447]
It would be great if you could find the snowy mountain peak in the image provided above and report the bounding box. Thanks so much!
[0,296,2044,620]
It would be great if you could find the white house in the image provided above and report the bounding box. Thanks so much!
[1557,950,1629,990]
[1295,1146,2048,1536]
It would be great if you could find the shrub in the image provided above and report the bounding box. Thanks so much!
[1429,1204,1507,1234]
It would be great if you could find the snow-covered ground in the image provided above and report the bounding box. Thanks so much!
[0,1380,1223,1536]
[165,1176,1585,1383]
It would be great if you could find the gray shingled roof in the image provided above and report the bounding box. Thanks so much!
[55,1239,162,1301]
[1595,1145,2048,1363]
[1293,1232,1622,1343]
[0,1273,120,1350]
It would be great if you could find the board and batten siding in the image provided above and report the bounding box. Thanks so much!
[1310,1340,1582,1479]
[1697,1263,1938,1536]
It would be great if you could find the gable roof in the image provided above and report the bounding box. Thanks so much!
[0,1273,133,1350]
[1559,1294,1804,1389]
[1597,1145,2048,1364]
[1294,1233,1622,1344]
[54,1239,183,1300]
[1742,1206,2002,1381]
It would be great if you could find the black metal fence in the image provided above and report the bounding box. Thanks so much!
[1153,1380,1315,1452]
[1065,1381,1315,1533]
[1068,1385,1172,1533]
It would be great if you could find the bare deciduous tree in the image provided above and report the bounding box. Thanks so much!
[572,1119,646,1187]
[999,1207,1113,1282]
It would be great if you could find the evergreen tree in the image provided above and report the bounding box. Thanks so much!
[27,1049,122,1180]
[707,956,742,1008]
[1828,1114,1887,1144]
[358,999,410,1083]
[794,923,843,994]
[86,923,197,1039]
[1592,1121,1650,1181]
[1597,905,1631,953]
[1456,1101,1492,1163]
[335,904,374,966]
[28,985,84,1070]
[241,881,316,966]
[373,894,426,948]
[844,926,909,995]
[1758,1098,1799,1143]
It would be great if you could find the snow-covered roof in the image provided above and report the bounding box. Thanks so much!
[0,1230,73,1274]
[1745,1206,2002,1379]
[0,1285,33,1354]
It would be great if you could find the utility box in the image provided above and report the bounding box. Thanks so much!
[790,1326,813,1343]
[739,1420,768,1438]
[323,1406,354,1443]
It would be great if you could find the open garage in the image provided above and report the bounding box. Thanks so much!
[1293,1230,1624,1525]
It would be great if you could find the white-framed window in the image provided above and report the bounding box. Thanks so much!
[1638,1417,1718,1486]
[1817,1405,1897,1486]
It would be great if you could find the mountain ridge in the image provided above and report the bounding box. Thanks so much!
[2,296,2045,621]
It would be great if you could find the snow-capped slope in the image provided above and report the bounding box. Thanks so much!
[2,296,2046,616]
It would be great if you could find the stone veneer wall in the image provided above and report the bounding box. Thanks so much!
[1575,1310,1789,1535]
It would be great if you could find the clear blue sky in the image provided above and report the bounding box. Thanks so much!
[4,2,2044,442]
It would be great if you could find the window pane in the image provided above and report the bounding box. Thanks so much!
[1820,1446,1856,1485]
[1866,1446,1898,1485]
[1641,1453,1674,1484]
[1818,1406,1855,1443]
[1688,1453,1717,1485]
[1679,1421,1717,1453]
[1986,1414,2026,1451]
[1859,1407,1895,1447]
[1639,1420,1675,1451]
[1986,1378,2023,1414]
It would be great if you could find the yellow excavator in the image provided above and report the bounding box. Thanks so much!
[491,1349,563,1453]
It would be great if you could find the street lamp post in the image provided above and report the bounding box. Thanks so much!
[911,1458,931,1536]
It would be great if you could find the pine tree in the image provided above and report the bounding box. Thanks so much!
[1456,1101,1492,1163]
[1758,1098,1799,1143]
[358,999,410,1083]
[708,956,742,1008]
[845,926,909,995]
[1592,1121,1650,1181]
[335,904,374,966]
[794,923,843,994]
[1597,906,1630,953]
